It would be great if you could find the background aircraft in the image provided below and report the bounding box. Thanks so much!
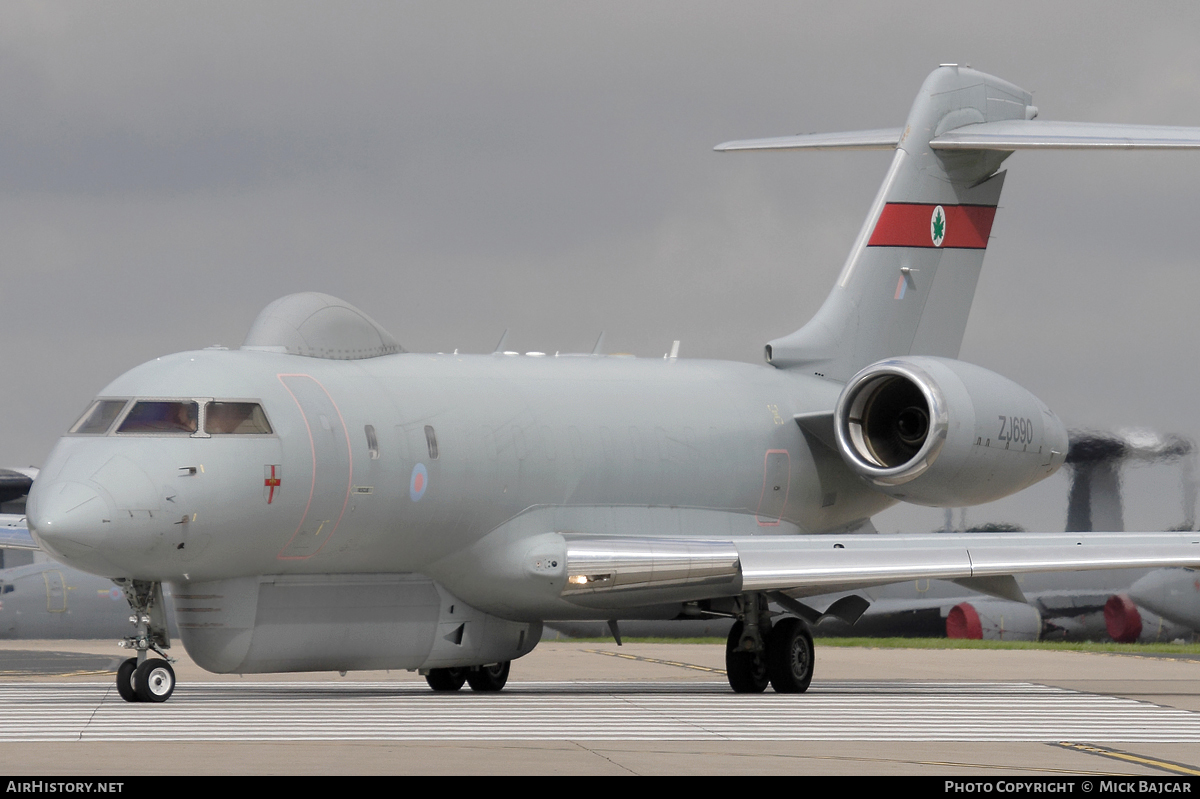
[0,468,35,509]
[1130,568,1200,631]
[0,559,173,640]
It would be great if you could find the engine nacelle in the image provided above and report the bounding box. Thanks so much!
[946,600,1041,641]
[833,356,1068,506]
[1104,593,1191,644]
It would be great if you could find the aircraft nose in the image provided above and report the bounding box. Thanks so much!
[26,480,113,564]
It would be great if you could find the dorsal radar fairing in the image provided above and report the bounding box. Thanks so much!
[241,292,404,360]
[716,65,1200,384]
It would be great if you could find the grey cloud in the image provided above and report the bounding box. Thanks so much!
[5,1,1200,534]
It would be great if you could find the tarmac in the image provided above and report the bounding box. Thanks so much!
[0,638,1197,776]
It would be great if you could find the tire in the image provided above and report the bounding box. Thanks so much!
[116,657,140,703]
[425,667,467,691]
[134,658,176,703]
[725,621,768,693]
[466,661,510,692]
[766,616,814,693]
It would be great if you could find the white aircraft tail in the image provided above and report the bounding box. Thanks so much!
[718,65,1200,382]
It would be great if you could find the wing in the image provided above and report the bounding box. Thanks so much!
[0,514,37,550]
[557,531,1200,605]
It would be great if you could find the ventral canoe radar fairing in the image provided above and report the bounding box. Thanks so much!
[26,66,1200,702]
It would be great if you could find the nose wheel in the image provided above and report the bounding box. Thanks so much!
[134,658,176,702]
[113,579,177,703]
[116,657,139,702]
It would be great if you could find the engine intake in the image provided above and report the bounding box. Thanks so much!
[839,362,946,478]
[834,356,1068,506]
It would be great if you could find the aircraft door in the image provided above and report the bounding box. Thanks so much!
[276,374,353,559]
[43,570,66,612]
[755,449,791,526]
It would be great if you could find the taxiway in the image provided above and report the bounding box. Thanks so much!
[0,640,1197,775]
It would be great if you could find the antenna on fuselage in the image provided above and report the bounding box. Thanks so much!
[591,331,606,356]
[492,329,510,354]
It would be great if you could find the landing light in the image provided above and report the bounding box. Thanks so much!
[567,574,611,586]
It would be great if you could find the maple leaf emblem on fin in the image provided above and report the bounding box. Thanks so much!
[931,205,946,247]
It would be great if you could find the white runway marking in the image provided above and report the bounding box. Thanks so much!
[1,681,1198,742]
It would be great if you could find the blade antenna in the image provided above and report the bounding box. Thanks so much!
[492,329,510,354]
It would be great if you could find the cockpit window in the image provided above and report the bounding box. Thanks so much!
[117,401,199,434]
[205,402,273,435]
[69,400,128,434]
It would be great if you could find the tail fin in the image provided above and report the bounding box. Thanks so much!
[717,65,1200,381]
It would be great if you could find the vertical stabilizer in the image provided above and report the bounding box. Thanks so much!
[761,67,1034,381]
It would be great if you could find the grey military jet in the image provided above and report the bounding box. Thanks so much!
[25,66,1200,702]
[1129,568,1200,630]
[0,559,177,640]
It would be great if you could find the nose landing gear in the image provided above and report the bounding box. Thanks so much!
[113,579,176,703]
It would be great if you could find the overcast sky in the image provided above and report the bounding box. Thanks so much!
[4,1,1200,533]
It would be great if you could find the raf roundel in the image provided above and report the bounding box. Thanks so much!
[930,205,946,247]
[409,462,429,501]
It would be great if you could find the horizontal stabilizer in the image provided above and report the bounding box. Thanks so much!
[716,122,1200,155]
[714,128,902,152]
[930,120,1200,150]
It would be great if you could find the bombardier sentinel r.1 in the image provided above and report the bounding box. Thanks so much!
[25,66,1200,702]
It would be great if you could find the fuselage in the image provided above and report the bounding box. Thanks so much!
[27,348,893,592]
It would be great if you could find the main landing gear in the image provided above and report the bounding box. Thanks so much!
[424,661,511,693]
[113,579,176,703]
[726,593,814,694]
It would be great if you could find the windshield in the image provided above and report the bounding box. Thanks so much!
[69,400,128,434]
[205,402,273,434]
[117,401,199,434]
